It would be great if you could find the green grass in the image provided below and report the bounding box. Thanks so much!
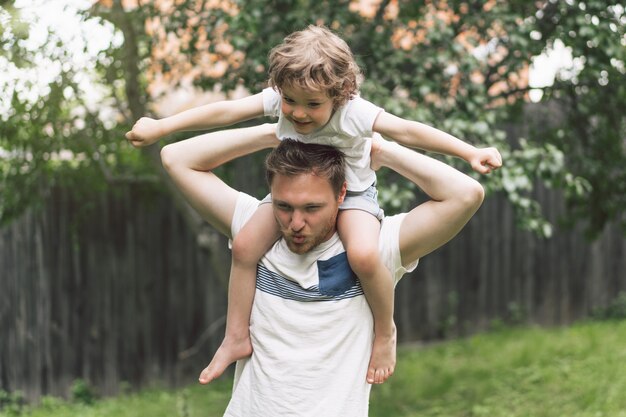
[371,320,626,417]
[1,380,233,417]
[5,320,626,417]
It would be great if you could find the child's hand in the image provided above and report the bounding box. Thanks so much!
[125,117,164,148]
[469,147,502,174]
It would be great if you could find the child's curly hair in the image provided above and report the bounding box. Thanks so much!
[268,25,361,108]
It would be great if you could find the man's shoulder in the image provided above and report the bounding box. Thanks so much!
[378,213,404,246]
[379,213,419,284]
[231,192,261,237]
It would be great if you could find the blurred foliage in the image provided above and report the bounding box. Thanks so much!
[533,1,626,237]
[0,389,24,416]
[70,379,96,406]
[591,292,626,321]
[0,0,624,238]
[0,1,155,226]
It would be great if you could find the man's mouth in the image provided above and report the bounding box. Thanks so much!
[291,234,306,244]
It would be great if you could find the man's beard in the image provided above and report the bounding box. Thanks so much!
[283,211,338,254]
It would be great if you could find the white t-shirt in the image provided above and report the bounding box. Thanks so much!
[223,193,418,417]
[263,87,383,192]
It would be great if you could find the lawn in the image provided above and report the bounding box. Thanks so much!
[4,320,626,417]
[370,320,626,416]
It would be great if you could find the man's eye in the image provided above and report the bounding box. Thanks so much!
[306,206,320,212]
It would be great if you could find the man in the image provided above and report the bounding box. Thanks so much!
[154,123,494,416]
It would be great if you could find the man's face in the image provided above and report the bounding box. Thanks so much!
[271,172,346,254]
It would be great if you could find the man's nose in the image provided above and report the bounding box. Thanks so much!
[290,211,305,231]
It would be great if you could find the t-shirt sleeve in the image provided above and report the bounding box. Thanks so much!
[231,192,262,239]
[340,97,384,137]
[262,87,282,118]
[379,213,419,286]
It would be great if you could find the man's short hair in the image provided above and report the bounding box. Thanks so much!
[265,139,346,197]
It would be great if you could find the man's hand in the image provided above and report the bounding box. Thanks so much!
[468,147,502,174]
[125,117,165,148]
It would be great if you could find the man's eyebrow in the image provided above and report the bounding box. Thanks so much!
[273,200,327,207]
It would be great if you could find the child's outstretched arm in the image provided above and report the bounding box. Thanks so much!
[126,93,265,147]
[373,112,502,174]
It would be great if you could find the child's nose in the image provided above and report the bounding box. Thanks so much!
[292,107,306,119]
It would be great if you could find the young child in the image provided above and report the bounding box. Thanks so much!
[126,25,502,385]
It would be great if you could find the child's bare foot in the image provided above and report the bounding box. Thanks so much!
[366,326,396,384]
[198,335,253,384]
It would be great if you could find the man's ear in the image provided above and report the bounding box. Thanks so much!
[337,182,347,204]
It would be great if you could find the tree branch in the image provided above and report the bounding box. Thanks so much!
[91,0,227,264]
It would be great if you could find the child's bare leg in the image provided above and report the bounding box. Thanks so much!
[199,203,279,384]
[337,210,396,385]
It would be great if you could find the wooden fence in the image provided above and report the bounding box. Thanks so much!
[1,184,625,401]
[397,184,626,342]
[0,186,230,401]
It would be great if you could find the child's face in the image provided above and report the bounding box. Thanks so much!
[280,85,334,134]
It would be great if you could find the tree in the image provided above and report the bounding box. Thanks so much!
[530,0,626,237]
[1,0,624,239]
[0,0,154,224]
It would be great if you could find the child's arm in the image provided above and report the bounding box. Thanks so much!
[373,112,502,174]
[126,93,265,147]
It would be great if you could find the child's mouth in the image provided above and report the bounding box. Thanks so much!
[292,119,311,128]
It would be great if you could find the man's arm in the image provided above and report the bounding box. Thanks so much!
[371,138,485,266]
[126,93,265,147]
[160,124,279,238]
[373,112,502,174]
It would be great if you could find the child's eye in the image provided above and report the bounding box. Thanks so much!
[308,103,320,108]
[283,97,295,104]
